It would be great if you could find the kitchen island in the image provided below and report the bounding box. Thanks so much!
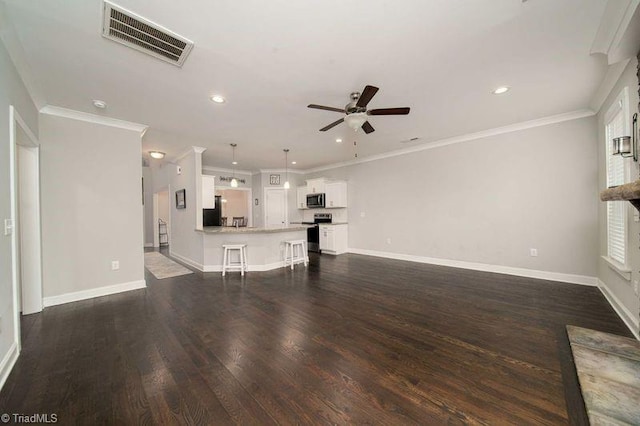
[195,225,310,272]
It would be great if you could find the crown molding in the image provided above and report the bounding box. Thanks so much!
[591,0,640,65]
[169,146,208,163]
[590,58,631,113]
[170,148,193,163]
[40,105,148,134]
[258,168,305,175]
[303,109,596,174]
[202,165,253,175]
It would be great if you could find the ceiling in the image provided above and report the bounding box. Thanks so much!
[3,0,613,171]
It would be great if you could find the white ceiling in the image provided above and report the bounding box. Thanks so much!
[3,0,611,170]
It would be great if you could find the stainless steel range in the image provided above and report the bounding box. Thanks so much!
[302,213,332,252]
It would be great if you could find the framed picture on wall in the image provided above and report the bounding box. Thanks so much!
[269,174,280,185]
[176,189,186,209]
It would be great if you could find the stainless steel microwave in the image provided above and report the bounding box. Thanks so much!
[306,193,325,208]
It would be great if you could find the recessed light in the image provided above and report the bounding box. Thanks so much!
[336,138,342,143]
[93,99,107,109]
[291,161,297,165]
[149,151,165,159]
[232,161,238,165]
[210,95,226,103]
[492,86,510,95]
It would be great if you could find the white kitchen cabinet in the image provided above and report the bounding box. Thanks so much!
[296,186,308,209]
[325,181,347,208]
[306,178,326,194]
[319,224,348,255]
[201,175,216,208]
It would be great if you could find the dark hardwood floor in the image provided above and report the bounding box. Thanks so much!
[0,250,632,425]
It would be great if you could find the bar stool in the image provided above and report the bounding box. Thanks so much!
[222,244,247,276]
[284,240,307,270]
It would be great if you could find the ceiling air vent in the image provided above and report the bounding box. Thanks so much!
[102,1,194,66]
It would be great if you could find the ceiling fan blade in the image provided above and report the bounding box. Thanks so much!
[319,118,344,132]
[308,104,345,113]
[356,85,379,108]
[362,121,375,134]
[368,107,410,116]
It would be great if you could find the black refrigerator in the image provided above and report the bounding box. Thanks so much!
[203,196,222,226]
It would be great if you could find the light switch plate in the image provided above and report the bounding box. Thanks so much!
[4,219,13,236]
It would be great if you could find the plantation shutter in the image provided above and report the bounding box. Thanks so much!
[606,106,626,265]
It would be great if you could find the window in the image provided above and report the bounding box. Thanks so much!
[605,87,630,268]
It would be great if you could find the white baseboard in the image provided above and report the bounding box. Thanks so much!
[598,279,640,340]
[43,279,147,307]
[0,342,19,392]
[347,248,598,286]
[170,251,205,271]
[169,251,308,273]
[144,243,153,248]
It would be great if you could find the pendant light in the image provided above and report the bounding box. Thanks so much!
[283,149,290,189]
[230,143,238,187]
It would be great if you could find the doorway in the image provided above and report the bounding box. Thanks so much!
[215,186,253,227]
[153,189,171,247]
[9,106,42,353]
[264,187,287,227]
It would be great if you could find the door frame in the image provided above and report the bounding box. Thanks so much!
[263,187,288,227]
[9,105,42,353]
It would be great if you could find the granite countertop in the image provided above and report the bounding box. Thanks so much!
[197,225,312,234]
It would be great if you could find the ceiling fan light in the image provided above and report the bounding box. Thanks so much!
[345,113,367,131]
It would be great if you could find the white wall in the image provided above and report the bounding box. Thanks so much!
[252,173,263,226]
[284,173,305,224]
[597,57,640,337]
[259,172,304,225]
[202,168,252,190]
[142,166,154,246]
[166,149,204,265]
[306,116,599,281]
[0,39,39,389]
[39,113,145,300]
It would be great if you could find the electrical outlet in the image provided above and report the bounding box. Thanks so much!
[111,260,120,271]
[386,237,392,244]
[530,248,538,257]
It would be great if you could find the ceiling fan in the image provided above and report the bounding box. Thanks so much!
[308,85,410,134]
